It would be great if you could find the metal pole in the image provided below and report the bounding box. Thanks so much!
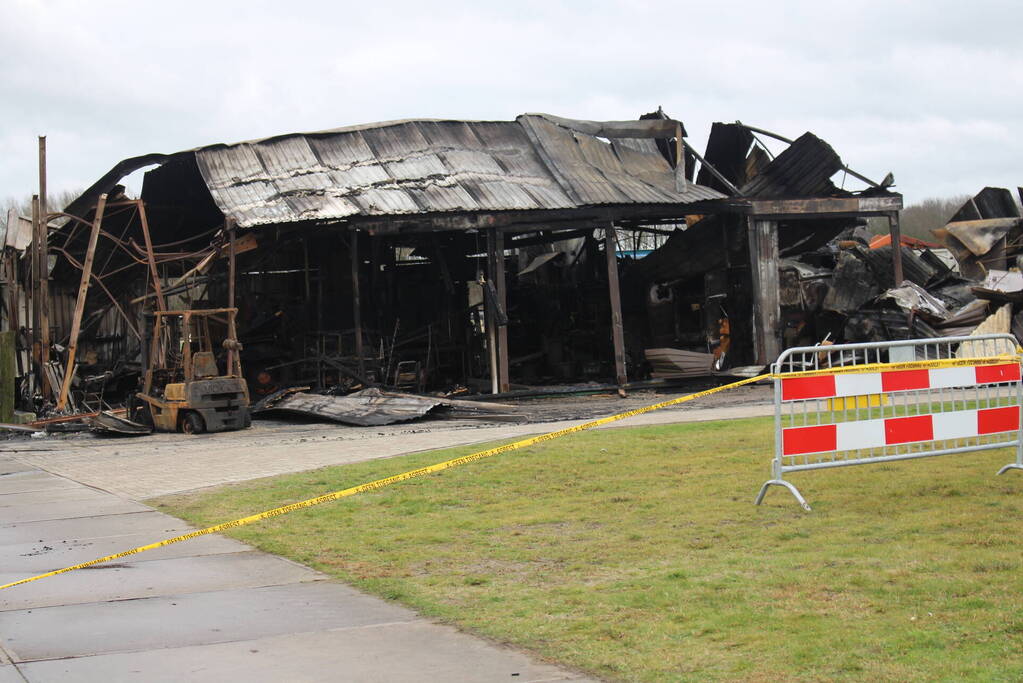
[604,223,627,395]
[57,193,106,411]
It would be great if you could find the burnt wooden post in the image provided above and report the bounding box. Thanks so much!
[748,219,781,365]
[30,195,43,397]
[0,330,13,422]
[37,138,50,392]
[485,229,501,394]
[350,229,365,378]
[137,201,166,311]
[604,224,627,394]
[226,218,237,374]
[57,193,107,411]
[887,211,904,285]
[29,196,39,364]
[493,229,510,392]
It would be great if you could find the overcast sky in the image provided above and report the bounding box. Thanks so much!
[2,0,1020,208]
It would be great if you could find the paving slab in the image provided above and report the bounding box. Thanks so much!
[0,487,130,509]
[0,510,203,546]
[16,620,580,683]
[0,551,322,611]
[0,582,417,662]
[0,666,23,683]
[0,471,79,496]
[0,496,148,525]
[1,530,247,573]
[0,458,35,476]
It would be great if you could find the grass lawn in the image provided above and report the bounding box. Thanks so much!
[153,417,1023,682]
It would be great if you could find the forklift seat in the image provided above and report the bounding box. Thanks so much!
[192,351,220,378]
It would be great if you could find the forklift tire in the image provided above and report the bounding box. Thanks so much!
[181,412,206,435]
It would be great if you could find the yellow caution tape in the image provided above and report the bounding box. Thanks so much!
[5,352,1020,591]
[774,354,1022,379]
[0,374,767,591]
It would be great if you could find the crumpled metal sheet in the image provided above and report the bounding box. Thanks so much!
[946,218,1020,256]
[68,114,726,229]
[252,387,442,426]
[878,281,951,321]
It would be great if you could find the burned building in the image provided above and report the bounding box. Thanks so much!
[1,111,905,414]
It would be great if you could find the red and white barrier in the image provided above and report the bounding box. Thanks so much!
[780,363,1020,402]
[757,335,1023,511]
[782,406,1021,456]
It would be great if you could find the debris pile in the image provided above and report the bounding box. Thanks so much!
[783,187,1023,351]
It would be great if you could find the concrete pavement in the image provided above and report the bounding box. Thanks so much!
[2,394,772,500]
[0,455,588,682]
[0,391,771,681]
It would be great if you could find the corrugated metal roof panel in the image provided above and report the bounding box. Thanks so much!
[183,114,728,228]
[739,132,842,199]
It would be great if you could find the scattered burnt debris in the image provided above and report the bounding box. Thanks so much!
[3,112,919,432]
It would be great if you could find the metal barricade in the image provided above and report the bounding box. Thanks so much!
[756,334,1023,511]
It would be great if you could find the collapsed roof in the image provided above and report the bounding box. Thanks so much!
[67,114,727,231]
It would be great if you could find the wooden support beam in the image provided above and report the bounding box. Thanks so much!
[748,219,781,365]
[747,195,903,218]
[351,229,365,378]
[137,200,166,311]
[604,224,627,395]
[30,195,43,397]
[485,229,500,394]
[38,138,50,394]
[57,193,107,411]
[888,212,904,285]
[493,229,510,392]
[226,219,237,374]
[0,330,14,422]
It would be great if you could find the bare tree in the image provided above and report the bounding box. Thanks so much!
[1,190,82,233]
[868,195,971,241]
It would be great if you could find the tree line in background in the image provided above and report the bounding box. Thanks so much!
[0,190,82,233]
[867,195,971,241]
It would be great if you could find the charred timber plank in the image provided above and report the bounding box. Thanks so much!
[0,330,13,422]
[747,196,903,217]
[494,230,510,392]
[748,219,781,364]
[351,229,365,377]
[605,224,628,392]
[888,212,904,285]
[57,194,107,411]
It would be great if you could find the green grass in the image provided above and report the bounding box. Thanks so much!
[153,417,1023,682]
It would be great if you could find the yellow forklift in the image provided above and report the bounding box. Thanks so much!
[132,307,250,434]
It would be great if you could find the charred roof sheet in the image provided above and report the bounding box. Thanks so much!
[739,132,843,199]
[186,114,724,228]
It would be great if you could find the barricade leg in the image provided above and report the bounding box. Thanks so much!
[754,478,812,511]
[997,441,1023,475]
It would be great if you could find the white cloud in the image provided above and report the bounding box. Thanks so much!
[1,0,1021,206]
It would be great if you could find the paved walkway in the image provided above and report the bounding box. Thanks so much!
[0,393,771,681]
[0,455,588,682]
[2,400,772,500]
